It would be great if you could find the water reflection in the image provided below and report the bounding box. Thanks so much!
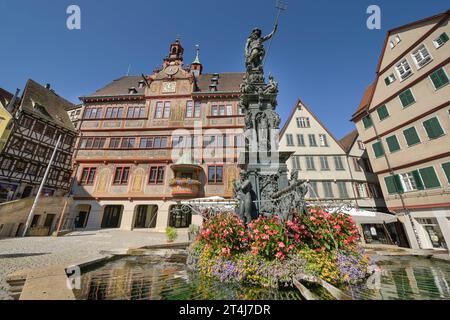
[74,251,450,300]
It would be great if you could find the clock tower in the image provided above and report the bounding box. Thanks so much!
[163,39,184,68]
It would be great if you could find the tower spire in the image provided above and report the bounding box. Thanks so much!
[190,44,203,77]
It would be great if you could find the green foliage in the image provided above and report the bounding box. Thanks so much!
[166,227,178,242]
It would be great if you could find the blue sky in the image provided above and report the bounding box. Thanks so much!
[0,0,448,139]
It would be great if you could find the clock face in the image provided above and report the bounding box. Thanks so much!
[162,81,177,93]
[165,65,179,76]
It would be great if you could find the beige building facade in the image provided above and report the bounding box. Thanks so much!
[352,11,450,250]
[68,40,245,232]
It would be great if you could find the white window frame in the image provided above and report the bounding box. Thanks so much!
[286,134,294,146]
[396,59,413,81]
[395,35,401,44]
[385,73,396,85]
[297,134,305,147]
[411,44,433,69]
[320,156,330,171]
[357,183,368,198]
[429,67,450,91]
[319,134,328,147]
[306,156,315,171]
[358,141,365,150]
[433,33,448,49]
[400,172,418,192]
[292,156,301,170]
[308,134,317,147]
[296,117,310,128]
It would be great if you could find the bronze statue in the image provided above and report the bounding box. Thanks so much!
[245,25,278,71]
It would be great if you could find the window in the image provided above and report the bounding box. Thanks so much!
[80,138,106,149]
[403,127,421,146]
[34,122,45,134]
[286,134,294,146]
[127,106,145,119]
[208,166,223,184]
[296,117,310,128]
[442,162,450,184]
[20,116,34,128]
[105,107,124,119]
[369,184,382,198]
[84,107,102,119]
[211,105,231,116]
[296,134,305,147]
[386,135,401,153]
[113,167,130,185]
[334,156,345,171]
[430,68,449,90]
[155,102,163,119]
[319,134,328,147]
[423,117,444,140]
[356,183,368,198]
[400,172,418,192]
[389,41,395,49]
[44,127,55,139]
[186,101,201,118]
[28,164,39,176]
[92,138,106,149]
[319,156,330,171]
[120,138,135,149]
[377,105,390,121]
[395,35,401,44]
[149,166,165,184]
[323,182,334,198]
[292,156,301,170]
[163,102,171,118]
[15,161,27,172]
[358,141,365,150]
[309,181,318,197]
[399,89,415,107]
[384,74,396,86]
[396,59,413,81]
[419,166,441,189]
[24,141,37,154]
[353,158,362,172]
[109,138,121,149]
[362,115,373,129]
[337,182,349,198]
[80,167,96,185]
[36,146,48,158]
[372,141,385,158]
[433,32,449,48]
[411,45,432,69]
[305,156,315,171]
[153,137,168,149]
[0,158,13,170]
[10,137,24,150]
[308,134,317,147]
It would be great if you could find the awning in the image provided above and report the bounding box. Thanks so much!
[340,208,398,224]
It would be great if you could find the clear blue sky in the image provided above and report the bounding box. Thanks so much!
[0,0,448,139]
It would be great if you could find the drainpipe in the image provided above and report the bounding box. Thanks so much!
[364,109,421,249]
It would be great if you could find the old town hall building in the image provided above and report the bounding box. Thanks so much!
[70,40,245,231]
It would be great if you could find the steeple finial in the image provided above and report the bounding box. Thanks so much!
[192,44,201,64]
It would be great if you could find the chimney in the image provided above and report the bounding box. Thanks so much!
[45,84,51,90]
[6,89,20,113]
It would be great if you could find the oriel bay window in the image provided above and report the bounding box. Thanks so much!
[113,167,130,185]
[80,167,97,185]
[208,165,223,184]
[148,166,165,185]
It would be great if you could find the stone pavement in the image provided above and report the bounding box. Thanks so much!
[0,229,188,300]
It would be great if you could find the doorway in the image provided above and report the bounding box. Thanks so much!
[30,215,40,228]
[134,205,158,229]
[21,186,33,199]
[101,205,123,229]
[169,205,192,228]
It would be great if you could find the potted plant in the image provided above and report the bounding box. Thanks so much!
[166,227,178,243]
[188,224,200,241]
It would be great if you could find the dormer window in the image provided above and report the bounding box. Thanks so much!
[209,84,217,92]
[138,80,145,88]
[389,41,395,49]
[411,44,432,69]
[128,87,138,94]
[395,59,413,81]
[395,35,401,44]
[434,32,449,48]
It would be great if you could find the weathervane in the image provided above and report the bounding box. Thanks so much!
[264,0,288,65]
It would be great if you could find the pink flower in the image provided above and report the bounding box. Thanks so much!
[278,242,285,248]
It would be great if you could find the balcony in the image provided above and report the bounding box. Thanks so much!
[170,164,203,198]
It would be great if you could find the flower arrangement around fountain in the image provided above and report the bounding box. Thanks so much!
[187,208,371,289]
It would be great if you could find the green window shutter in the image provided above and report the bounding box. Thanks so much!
[385,175,404,194]
[372,141,385,158]
[399,89,415,108]
[419,167,441,189]
[362,115,373,129]
[384,77,390,85]
[377,105,390,121]
[386,135,401,152]
[442,162,450,184]
[430,68,449,89]
[403,127,421,146]
[441,32,449,42]
[423,117,444,139]
[411,170,424,190]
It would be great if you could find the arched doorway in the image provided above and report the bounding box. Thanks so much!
[134,205,158,229]
[169,205,192,228]
[101,205,123,229]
